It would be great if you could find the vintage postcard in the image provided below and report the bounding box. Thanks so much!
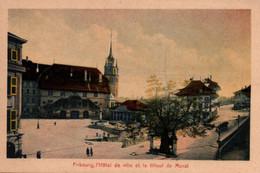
[0,0,259,172]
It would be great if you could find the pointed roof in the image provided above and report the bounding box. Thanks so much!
[107,30,113,59]
[107,93,116,101]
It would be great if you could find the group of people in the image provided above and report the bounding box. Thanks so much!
[86,147,93,157]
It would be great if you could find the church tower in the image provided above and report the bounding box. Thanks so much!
[104,30,119,100]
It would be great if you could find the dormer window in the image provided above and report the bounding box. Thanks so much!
[84,70,88,81]
[70,69,73,77]
[99,73,102,83]
[11,49,18,61]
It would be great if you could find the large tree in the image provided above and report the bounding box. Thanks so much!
[139,75,216,155]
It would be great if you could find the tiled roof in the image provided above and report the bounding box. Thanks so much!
[23,60,110,93]
[120,100,145,111]
[38,64,110,93]
[176,80,217,96]
[204,78,221,90]
[22,60,51,81]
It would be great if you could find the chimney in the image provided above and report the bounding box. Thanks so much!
[26,56,28,61]
[36,64,39,73]
[190,77,193,82]
[210,75,212,80]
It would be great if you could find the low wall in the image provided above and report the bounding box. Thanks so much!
[121,134,148,148]
[217,116,250,159]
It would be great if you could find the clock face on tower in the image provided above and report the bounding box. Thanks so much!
[110,77,116,84]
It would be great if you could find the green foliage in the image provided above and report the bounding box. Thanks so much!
[138,75,216,154]
[218,96,234,106]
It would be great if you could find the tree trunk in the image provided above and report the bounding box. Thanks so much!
[150,135,154,152]
[171,133,178,156]
[160,129,171,154]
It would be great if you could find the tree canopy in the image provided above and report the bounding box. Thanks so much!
[138,75,216,155]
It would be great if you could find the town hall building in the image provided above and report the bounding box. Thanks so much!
[22,33,119,120]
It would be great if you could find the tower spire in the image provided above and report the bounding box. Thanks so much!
[109,29,113,58]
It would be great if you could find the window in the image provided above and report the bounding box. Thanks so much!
[11,49,18,61]
[48,90,53,96]
[10,110,17,132]
[94,93,98,98]
[33,89,35,94]
[83,92,87,97]
[27,89,29,94]
[32,98,35,103]
[60,91,65,97]
[111,102,115,108]
[10,77,17,96]
[26,98,29,103]
[99,73,102,83]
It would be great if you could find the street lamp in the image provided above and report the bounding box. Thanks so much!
[236,115,241,128]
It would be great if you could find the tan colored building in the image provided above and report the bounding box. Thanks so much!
[175,78,220,119]
[36,63,112,119]
[233,85,250,110]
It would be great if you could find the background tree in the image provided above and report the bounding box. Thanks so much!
[140,75,216,155]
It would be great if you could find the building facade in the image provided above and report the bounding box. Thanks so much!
[21,33,119,120]
[37,63,112,119]
[110,100,145,122]
[175,78,220,119]
[7,32,27,158]
[22,59,51,118]
[233,85,251,110]
[22,61,117,119]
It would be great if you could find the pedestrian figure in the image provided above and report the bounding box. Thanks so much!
[90,147,93,156]
[36,151,41,159]
[37,119,40,129]
[86,148,89,157]
[54,121,56,126]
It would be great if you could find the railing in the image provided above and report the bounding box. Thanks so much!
[216,116,250,159]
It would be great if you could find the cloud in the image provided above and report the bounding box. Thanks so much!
[8,10,250,98]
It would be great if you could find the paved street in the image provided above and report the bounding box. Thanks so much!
[20,104,249,160]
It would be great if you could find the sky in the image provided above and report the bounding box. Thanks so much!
[8,9,251,98]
